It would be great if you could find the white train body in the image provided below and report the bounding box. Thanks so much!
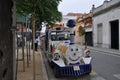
[43,26,92,77]
[53,42,92,66]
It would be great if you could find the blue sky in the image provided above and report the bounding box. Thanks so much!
[58,0,105,15]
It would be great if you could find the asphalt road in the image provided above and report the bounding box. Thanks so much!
[91,50,120,80]
[42,50,120,80]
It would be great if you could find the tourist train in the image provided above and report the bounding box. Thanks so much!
[41,20,92,77]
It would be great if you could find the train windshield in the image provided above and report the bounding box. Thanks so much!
[51,31,70,41]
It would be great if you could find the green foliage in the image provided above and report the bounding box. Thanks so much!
[81,28,85,36]
[16,0,62,30]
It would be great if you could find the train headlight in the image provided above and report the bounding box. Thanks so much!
[84,49,91,58]
[53,53,60,60]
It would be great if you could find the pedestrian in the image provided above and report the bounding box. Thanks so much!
[34,36,39,51]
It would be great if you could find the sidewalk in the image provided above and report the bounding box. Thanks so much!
[89,46,120,55]
[17,48,48,80]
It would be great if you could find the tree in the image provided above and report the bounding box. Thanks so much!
[78,26,85,36]
[16,1,62,79]
[16,0,62,30]
[0,0,13,80]
[78,26,86,45]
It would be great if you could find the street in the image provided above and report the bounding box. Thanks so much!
[42,49,120,80]
[91,50,120,80]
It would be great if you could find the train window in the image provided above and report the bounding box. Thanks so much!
[51,35,56,40]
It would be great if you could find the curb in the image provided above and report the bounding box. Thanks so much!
[40,50,49,80]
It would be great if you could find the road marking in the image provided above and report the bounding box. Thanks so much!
[90,71,97,76]
[90,71,106,80]
[92,76,106,80]
[113,74,120,79]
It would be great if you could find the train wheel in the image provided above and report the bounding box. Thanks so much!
[48,61,54,68]
[53,67,60,78]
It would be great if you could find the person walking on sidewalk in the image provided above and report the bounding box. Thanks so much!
[34,36,39,51]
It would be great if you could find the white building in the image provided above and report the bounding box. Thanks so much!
[92,0,120,50]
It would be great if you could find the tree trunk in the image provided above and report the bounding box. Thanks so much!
[0,0,13,80]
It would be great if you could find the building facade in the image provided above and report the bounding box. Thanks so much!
[93,0,120,50]
[75,12,93,46]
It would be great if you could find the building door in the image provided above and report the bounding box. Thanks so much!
[110,20,119,49]
[85,32,93,46]
[97,24,103,47]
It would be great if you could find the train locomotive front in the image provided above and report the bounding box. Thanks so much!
[44,26,92,77]
[51,42,92,77]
